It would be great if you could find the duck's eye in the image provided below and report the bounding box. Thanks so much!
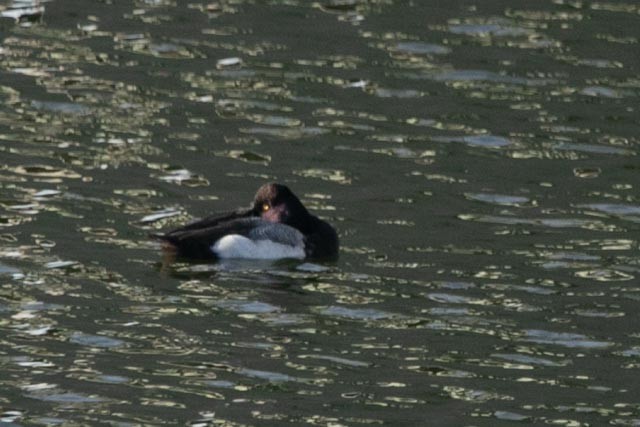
[261,203,270,212]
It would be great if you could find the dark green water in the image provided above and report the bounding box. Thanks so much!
[1,0,640,425]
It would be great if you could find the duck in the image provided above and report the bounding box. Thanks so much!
[153,183,339,261]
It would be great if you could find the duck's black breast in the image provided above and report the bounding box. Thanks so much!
[302,216,340,260]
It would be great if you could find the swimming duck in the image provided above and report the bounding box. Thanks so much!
[153,183,339,260]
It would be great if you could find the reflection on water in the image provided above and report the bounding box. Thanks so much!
[1,0,640,425]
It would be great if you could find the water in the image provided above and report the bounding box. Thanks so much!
[1,0,639,425]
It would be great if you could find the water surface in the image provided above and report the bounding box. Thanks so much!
[1,0,640,425]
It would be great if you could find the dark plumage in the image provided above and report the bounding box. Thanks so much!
[153,183,339,261]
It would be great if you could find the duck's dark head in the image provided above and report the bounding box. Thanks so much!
[252,183,309,229]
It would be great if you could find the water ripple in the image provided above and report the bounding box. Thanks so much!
[521,330,612,349]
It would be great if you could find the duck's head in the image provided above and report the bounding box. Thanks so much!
[252,183,309,228]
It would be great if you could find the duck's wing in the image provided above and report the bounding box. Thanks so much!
[155,218,303,260]
[154,216,256,259]
[246,220,304,247]
[211,220,305,260]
